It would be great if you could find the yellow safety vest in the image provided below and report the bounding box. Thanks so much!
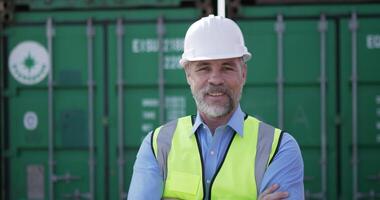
[152,115,282,200]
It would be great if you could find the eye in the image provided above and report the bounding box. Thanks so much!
[222,64,236,71]
[195,66,209,72]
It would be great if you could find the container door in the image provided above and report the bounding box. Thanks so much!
[107,17,196,199]
[340,14,380,200]
[3,19,105,200]
[239,14,337,199]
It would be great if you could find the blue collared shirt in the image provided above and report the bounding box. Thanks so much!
[128,106,304,199]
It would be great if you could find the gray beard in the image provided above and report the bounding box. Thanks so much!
[191,85,242,119]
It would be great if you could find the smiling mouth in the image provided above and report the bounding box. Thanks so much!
[208,92,224,97]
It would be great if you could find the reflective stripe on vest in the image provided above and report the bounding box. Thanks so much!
[152,115,283,199]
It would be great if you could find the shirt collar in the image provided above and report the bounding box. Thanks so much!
[191,105,245,137]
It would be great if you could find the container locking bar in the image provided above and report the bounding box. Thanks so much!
[275,14,285,129]
[86,18,95,200]
[349,11,359,200]
[46,17,55,200]
[116,17,126,200]
[318,13,328,200]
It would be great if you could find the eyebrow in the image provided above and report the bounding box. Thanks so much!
[194,62,210,67]
[221,61,236,65]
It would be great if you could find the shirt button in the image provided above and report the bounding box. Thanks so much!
[206,179,211,184]
[210,151,215,155]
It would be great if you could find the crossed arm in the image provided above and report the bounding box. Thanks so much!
[128,132,304,200]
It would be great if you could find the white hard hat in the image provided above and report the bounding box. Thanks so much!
[179,15,251,66]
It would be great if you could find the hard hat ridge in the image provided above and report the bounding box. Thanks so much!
[180,14,251,66]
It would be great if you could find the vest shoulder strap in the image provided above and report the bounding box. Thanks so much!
[255,119,283,193]
[151,118,179,181]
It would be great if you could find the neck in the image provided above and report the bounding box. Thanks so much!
[199,107,236,134]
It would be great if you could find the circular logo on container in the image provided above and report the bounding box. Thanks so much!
[24,111,38,131]
[9,41,50,85]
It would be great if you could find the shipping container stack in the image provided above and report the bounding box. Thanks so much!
[1,0,380,199]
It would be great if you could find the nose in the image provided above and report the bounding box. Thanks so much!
[208,70,224,86]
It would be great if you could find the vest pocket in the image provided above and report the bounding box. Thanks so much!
[166,171,200,196]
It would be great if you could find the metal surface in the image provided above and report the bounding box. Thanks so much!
[46,17,55,200]
[87,18,95,200]
[318,13,327,200]
[275,14,285,129]
[218,0,225,17]
[116,17,126,200]
[349,11,358,200]
[157,15,165,124]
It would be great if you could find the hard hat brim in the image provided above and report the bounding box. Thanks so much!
[179,53,251,67]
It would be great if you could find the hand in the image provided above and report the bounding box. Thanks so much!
[258,184,289,200]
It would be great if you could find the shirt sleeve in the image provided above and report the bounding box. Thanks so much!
[127,132,164,200]
[259,132,305,199]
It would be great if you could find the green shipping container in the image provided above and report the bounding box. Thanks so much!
[237,5,380,199]
[1,4,380,200]
[340,16,380,199]
[238,15,338,199]
[236,13,339,200]
[3,20,107,199]
[1,9,200,200]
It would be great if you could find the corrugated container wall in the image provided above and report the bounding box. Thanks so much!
[1,2,380,200]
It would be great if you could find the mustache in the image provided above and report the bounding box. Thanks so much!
[201,85,232,96]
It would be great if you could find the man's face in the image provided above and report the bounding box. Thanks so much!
[185,57,247,119]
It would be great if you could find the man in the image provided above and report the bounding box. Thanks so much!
[128,15,304,199]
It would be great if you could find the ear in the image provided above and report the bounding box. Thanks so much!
[184,65,193,86]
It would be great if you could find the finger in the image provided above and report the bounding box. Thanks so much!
[259,191,289,200]
[261,184,280,196]
[266,191,289,199]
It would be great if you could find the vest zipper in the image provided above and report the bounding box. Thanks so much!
[207,132,237,200]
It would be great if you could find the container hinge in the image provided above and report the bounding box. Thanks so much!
[52,172,81,183]
[63,189,91,199]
